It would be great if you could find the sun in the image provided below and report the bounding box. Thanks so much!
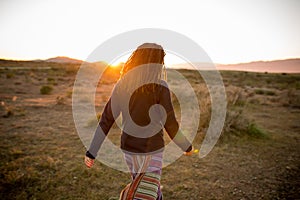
[109,53,129,68]
[109,63,121,68]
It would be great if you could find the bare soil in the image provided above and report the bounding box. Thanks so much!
[0,63,299,199]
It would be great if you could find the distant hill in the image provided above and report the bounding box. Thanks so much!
[171,58,300,73]
[0,57,84,70]
[217,59,300,73]
[1,57,299,73]
[45,56,84,64]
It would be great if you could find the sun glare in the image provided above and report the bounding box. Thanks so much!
[107,50,186,68]
[109,63,121,68]
[109,53,129,68]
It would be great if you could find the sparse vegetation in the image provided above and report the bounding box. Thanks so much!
[255,89,276,96]
[56,96,65,105]
[286,89,300,108]
[47,77,57,85]
[2,107,13,118]
[40,85,53,95]
[47,77,55,82]
[6,73,14,79]
[0,60,299,199]
[219,86,270,140]
[64,64,80,75]
[66,90,72,98]
[246,123,268,138]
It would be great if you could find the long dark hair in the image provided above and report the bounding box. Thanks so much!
[118,43,167,92]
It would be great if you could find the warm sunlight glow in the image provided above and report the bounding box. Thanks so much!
[109,54,128,67]
[109,64,121,68]
[0,0,299,65]
[108,50,187,67]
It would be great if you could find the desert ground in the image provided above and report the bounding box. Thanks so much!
[0,60,299,199]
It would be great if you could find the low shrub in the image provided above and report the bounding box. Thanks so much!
[40,85,53,95]
[247,123,268,138]
[6,73,14,79]
[265,90,276,96]
[220,84,269,141]
[254,89,264,95]
[254,89,276,96]
[47,77,57,85]
[221,107,268,141]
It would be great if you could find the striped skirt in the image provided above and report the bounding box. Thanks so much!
[120,152,163,200]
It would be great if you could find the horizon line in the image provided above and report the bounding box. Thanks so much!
[1,56,300,66]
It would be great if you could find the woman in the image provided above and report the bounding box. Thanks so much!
[85,43,193,200]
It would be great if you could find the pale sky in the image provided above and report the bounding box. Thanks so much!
[0,0,299,64]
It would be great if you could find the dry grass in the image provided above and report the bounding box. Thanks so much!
[0,61,299,199]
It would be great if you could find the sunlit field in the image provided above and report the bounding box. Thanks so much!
[0,59,299,199]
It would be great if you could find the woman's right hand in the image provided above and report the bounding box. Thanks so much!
[85,156,94,168]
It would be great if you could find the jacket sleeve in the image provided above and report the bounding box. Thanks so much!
[159,82,192,152]
[87,96,120,158]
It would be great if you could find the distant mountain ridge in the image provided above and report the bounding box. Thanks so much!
[217,58,300,73]
[0,57,299,73]
[45,56,84,64]
[171,58,300,73]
